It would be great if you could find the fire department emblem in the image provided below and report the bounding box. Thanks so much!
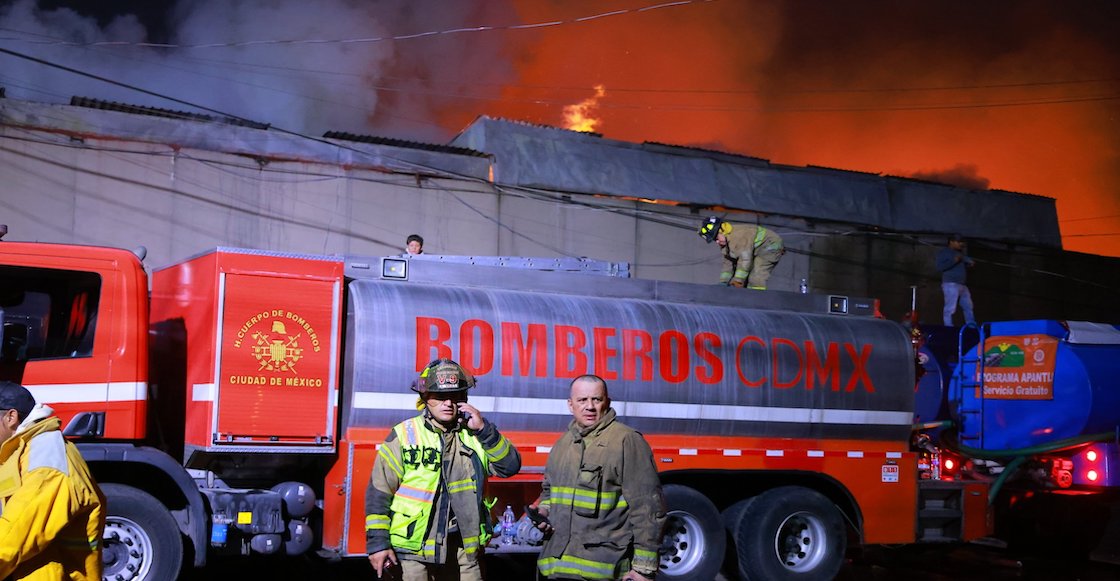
[251,320,303,373]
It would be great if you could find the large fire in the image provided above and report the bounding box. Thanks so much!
[562,85,606,132]
[489,1,1120,257]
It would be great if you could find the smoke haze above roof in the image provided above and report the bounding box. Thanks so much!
[1,0,1117,256]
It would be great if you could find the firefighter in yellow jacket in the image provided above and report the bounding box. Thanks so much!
[536,375,666,580]
[698,216,785,290]
[365,359,522,580]
[0,381,105,581]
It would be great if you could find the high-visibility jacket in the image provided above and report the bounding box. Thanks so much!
[719,223,784,289]
[538,408,666,580]
[365,413,521,564]
[0,405,105,581]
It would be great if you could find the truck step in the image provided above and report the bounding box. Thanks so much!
[916,481,968,542]
[919,508,963,519]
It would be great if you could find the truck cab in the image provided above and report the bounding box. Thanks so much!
[0,242,208,581]
[0,242,149,438]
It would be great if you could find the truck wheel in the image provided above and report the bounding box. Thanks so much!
[658,484,725,580]
[102,483,184,581]
[720,497,756,575]
[721,497,756,532]
[735,486,846,581]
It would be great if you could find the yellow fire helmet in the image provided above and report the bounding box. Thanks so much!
[413,358,476,393]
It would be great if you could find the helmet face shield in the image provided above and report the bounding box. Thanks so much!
[414,358,475,393]
[698,217,723,243]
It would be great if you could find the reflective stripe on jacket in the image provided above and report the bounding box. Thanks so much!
[538,408,666,580]
[720,223,784,286]
[0,405,105,581]
[366,413,521,564]
[390,416,490,554]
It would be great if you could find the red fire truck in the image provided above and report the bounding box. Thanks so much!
[0,242,994,581]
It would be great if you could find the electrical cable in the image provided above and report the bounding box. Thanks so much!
[4,11,1118,115]
[0,0,717,49]
[4,119,1117,293]
[1,56,1117,290]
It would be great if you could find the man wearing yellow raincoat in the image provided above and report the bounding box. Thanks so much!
[0,381,105,580]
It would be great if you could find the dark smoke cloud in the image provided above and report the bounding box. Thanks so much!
[495,1,1120,256]
[1,0,1118,255]
[0,0,515,138]
[907,164,991,192]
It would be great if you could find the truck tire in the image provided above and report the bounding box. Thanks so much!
[734,486,846,581]
[721,497,756,532]
[720,497,756,575]
[659,484,725,580]
[102,483,184,581]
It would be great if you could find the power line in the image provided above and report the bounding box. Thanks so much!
[0,72,1106,268]
[4,123,1117,289]
[0,46,265,125]
[1060,213,1120,223]
[766,94,1120,113]
[0,45,458,171]
[3,35,1118,273]
[10,41,1115,114]
[0,0,717,50]
[33,40,1117,99]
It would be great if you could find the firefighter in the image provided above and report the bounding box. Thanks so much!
[0,381,105,581]
[698,216,785,290]
[365,359,521,580]
[535,375,665,581]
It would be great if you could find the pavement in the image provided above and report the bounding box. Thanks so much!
[190,539,1120,580]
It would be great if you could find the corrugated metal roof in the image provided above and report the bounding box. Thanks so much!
[492,116,603,138]
[323,131,488,158]
[450,115,1062,248]
[68,96,270,130]
[640,141,772,166]
[459,115,604,139]
[803,164,882,178]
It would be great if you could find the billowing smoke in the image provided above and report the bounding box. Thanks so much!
[1,0,1117,255]
[908,164,991,192]
[490,1,1120,256]
[0,0,515,139]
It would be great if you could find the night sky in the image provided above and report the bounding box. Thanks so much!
[2,0,1118,256]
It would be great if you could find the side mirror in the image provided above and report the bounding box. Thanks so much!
[0,316,30,364]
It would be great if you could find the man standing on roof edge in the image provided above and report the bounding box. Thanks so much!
[935,233,976,326]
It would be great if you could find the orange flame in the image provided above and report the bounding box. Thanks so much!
[562,84,606,132]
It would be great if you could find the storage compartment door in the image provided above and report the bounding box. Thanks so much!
[214,272,340,449]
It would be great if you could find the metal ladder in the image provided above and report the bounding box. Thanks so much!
[954,322,986,445]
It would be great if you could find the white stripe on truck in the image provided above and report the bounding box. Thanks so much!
[351,393,913,426]
[25,382,147,402]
